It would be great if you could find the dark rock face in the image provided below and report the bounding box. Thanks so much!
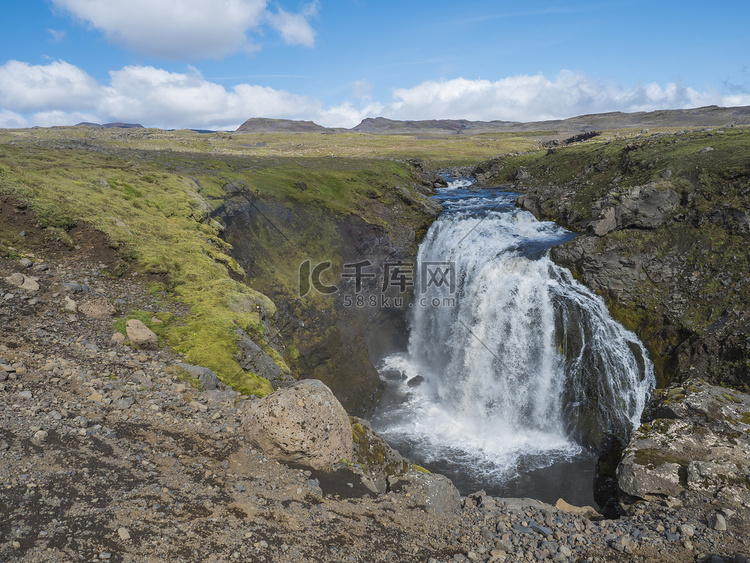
[213,183,433,416]
[587,183,680,236]
[479,129,750,389]
[235,329,294,389]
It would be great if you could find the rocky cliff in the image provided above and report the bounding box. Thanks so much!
[474,126,750,389]
[212,160,441,415]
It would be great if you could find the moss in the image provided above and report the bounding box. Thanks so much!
[740,412,750,424]
[287,344,300,361]
[633,448,689,469]
[412,465,430,474]
[165,365,202,390]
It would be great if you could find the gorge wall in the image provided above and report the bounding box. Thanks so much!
[473,127,750,389]
[213,162,443,415]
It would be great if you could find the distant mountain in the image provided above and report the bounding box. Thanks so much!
[352,117,519,134]
[351,106,750,135]
[75,122,144,129]
[232,106,750,137]
[235,118,328,134]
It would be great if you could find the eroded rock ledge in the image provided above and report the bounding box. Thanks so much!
[473,128,750,389]
[618,380,750,501]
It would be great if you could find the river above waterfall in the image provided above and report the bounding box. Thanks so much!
[370,179,654,507]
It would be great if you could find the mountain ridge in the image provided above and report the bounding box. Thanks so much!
[232,105,750,135]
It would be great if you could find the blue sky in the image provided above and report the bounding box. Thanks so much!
[1,0,749,130]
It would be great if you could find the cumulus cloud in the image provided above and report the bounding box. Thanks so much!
[1,61,748,130]
[378,71,724,123]
[267,1,319,48]
[0,60,100,113]
[0,60,321,130]
[0,109,28,129]
[51,0,318,59]
[100,65,320,129]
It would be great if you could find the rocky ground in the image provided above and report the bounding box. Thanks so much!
[2,225,750,562]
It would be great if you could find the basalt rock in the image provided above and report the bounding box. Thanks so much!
[617,379,750,500]
[235,329,293,389]
[477,130,750,389]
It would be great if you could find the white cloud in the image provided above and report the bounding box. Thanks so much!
[351,79,373,100]
[0,60,100,113]
[99,65,320,129]
[377,71,723,123]
[267,1,319,48]
[28,110,101,127]
[51,0,318,59]
[0,62,748,131]
[0,109,27,129]
[48,29,67,42]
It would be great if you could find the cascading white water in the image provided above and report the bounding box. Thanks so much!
[371,180,654,502]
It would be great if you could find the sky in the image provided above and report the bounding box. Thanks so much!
[1,0,749,130]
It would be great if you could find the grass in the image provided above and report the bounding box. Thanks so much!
[0,125,543,397]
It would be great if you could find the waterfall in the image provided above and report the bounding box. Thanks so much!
[371,180,654,500]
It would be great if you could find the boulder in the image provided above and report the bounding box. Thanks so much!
[64,296,78,313]
[78,297,116,320]
[125,319,158,350]
[236,330,293,388]
[388,471,461,514]
[554,498,600,519]
[4,272,39,292]
[242,379,354,470]
[176,363,219,391]
[617,380,750,499]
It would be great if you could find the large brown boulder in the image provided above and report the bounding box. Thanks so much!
[242,379,354,470]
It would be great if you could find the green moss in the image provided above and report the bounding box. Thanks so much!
[412,465,430,474]
[165,364,202,390]
[740,412,750,424]
[287,344,300,361]
[633,448,689,469]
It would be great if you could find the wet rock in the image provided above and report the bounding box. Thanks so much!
[242,379,354,470]
[407,375,424,387]
[125,319,158,350]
